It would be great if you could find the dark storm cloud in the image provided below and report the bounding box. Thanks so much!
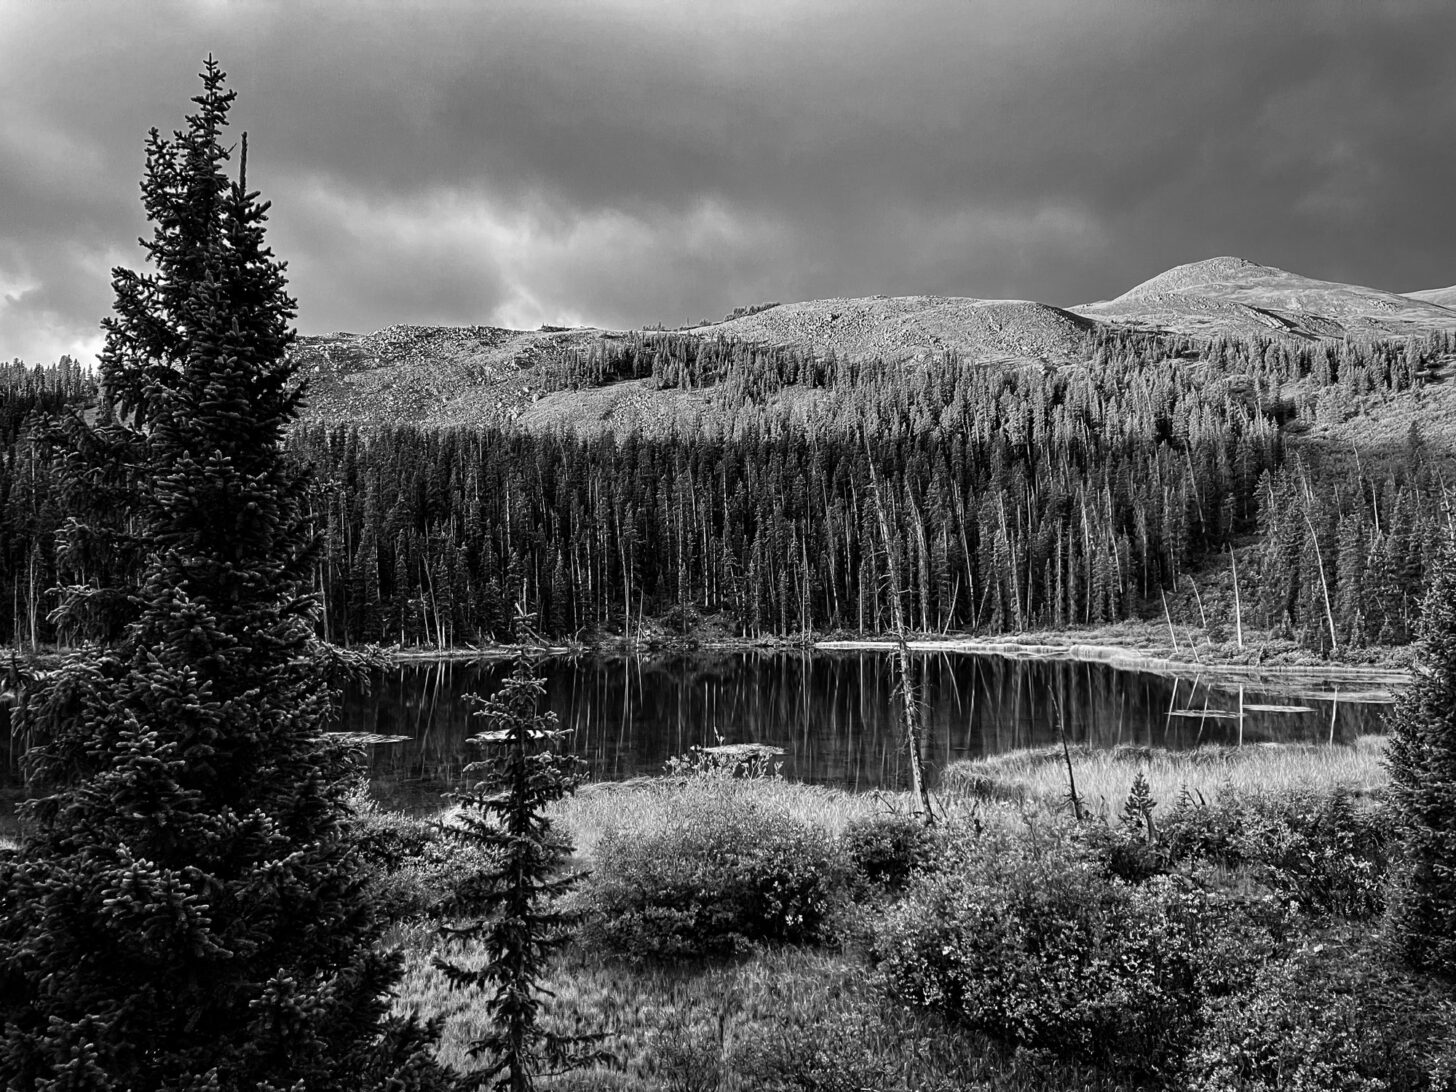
[3,0,1455,363]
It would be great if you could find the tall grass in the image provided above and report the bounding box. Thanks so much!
[547,772,900,865]
[939,736,1389,816]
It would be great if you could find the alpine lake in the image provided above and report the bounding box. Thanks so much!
[337,649,1398,815]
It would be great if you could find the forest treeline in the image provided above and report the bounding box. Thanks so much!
[0,329,1451,651]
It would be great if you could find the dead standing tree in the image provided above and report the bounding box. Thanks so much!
[862,426,934,824]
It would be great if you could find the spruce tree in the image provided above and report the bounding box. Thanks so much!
[1386,528,1456,980]
[0,59,452,1090]
[435,655,600,1091]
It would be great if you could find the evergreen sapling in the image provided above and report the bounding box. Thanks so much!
[435,654,604,1091]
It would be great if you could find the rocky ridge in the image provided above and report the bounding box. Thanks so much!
[1075,257,1456,340]
[290,258,1456,429]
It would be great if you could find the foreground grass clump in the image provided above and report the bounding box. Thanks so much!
[941,736,1389,810]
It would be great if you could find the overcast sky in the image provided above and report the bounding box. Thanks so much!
[2,1,1454,364]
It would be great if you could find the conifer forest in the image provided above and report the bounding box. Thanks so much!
[2,326,1449,653]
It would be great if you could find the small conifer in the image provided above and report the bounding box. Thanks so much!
[1120,770,1158,844]
[435,654,603,1091]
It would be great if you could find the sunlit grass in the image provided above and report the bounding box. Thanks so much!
[548,772,902,866]
[940,735,1389,817]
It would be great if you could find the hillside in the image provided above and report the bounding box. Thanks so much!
[292,323,609,426]
[292,295,1097,428]
[291,258,1456,430]
[1406,284,1456,309]
[683,295,1095,362]
[1075,256,1456,340]
[11,259,1456,659]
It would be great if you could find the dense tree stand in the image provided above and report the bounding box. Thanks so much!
[0,60,452,1091]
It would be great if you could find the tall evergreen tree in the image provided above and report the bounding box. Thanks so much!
[0,59,451,1090]
[1386,528,1456,980]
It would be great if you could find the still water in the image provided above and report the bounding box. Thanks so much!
[340,651,1395,813]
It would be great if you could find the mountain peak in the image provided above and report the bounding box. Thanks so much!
[1073,256,1456,341]
[1117,256,1287,300]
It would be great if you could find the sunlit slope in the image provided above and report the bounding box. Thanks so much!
[291,296,1096,427]
[292,323,609,426]
[290,259,1456,430]
[683,295,1096,363]
[1075,256,1456,340]
[1405,284,1456,309]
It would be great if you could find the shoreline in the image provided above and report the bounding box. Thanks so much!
[812,637,1408,700]
[377,620,1414,701]
[8,622,1413,700]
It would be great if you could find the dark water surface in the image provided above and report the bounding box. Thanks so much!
[342,651,1393,813]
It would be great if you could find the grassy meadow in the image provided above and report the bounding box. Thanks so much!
[939,735,1391,813]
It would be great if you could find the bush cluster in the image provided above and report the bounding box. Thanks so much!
[1089,782,1392,917]
[839,812,939,893]
[1187,929,1456,1091]
[872,825,1275,1078]
[351,791,502,921]
[583,779,840,960]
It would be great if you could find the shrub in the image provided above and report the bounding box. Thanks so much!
[351,794,502,922]
[660,603,702,638]
[839,812,938,893]
[873,824,1271,1077]
[584,779,841,960]
[1087,781,1394,918]
[1186,929,1456,1092]
[1231,788,1392,918]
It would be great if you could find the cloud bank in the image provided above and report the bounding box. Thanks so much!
[2,0,1454,363]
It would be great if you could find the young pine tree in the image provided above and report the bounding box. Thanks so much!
[436,655,601,1092]
[1386,528,1456,980]
[0,59,452,1091]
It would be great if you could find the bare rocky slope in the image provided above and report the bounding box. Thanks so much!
[1077,256,1456,342]
[1406,284,1456,309]
[683,295,1095,363]
[1074,256,1456,341]
[292,258,1456,429]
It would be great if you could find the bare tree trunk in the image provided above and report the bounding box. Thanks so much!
[1229,544,1244,649]
[862,427,933,824]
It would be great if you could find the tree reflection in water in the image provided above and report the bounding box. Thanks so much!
[333,652,1393,815]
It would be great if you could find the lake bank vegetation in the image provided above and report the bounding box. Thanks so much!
[365,728,1456,1090]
